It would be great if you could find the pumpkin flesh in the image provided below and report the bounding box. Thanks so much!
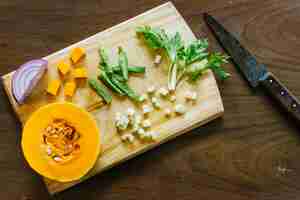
[21,103,101,182]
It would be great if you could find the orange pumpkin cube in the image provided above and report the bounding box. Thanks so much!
[47,80,61,96]
[73,68,88,79]
[57,61,71,75]
[64,81,77,97]
[70,47,85,64]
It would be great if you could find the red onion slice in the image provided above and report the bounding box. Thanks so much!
[12,59,48,104]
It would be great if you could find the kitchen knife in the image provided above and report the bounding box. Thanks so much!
[203,13,300,122]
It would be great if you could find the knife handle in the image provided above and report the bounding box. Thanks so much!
[260,72,300,122]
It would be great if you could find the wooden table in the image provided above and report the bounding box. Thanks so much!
[1,0,300,199]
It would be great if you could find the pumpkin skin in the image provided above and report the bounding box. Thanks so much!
[21,102,101,182]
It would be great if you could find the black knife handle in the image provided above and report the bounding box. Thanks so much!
[260,72,300,123]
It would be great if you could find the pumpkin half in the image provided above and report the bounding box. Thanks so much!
[21,102,101,182]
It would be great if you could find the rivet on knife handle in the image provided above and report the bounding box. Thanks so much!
[260,72,300,122]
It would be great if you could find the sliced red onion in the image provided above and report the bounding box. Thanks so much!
[12,59,48,104]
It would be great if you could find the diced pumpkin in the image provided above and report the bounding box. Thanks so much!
[70,47,85,64]
[47,79,61,96]
[57,60,71,75]
[73,67,88,79]
[21,102,101,182]
[64,81,76,97]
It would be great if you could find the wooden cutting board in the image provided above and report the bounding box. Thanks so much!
[1,2,224,194]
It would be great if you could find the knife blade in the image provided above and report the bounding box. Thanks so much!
[204,13,300,123]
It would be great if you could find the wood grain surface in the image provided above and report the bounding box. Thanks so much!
[1,0,300,199]
[1,2,224,194]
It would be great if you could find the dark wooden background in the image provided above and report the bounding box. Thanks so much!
[1,0,300,199]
